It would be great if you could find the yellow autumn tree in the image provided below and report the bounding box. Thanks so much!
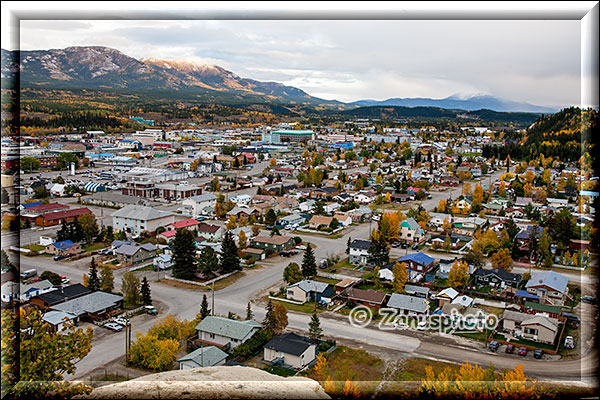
[442,217,452,233]
[473,184,484,205]
[491,248,513,272]
[270,158,277,167]
[448,260,469,288]
[377,211,404,243]
[238,230,247,249]
[462,182,472,196]
[393,261,408,293]
[226,215,237,230]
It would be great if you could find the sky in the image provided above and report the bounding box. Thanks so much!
[10,17,583,108]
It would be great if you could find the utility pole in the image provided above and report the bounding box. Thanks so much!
[211,281,215,316]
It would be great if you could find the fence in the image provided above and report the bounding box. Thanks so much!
[164,270,239,287]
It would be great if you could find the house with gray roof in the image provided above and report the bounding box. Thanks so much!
[42,310,78,332]
[20,280,56,302]
[194,316,262,350]
[182,193,218,216]
[50,291,123,322]
[386,293,430,315]
[177,345,228,369]
[501,310,560,344]
[112,205,179,235]
[286,280,333,304]
[114,243,157,265]
[525,270,570,306]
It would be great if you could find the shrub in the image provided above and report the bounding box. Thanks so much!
[293,236,302,245]
[231,329,273,360]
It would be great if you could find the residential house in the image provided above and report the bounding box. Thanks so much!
[30,284,91,310]
[436,257,475,279]
[263,332,317,369]
[182,193,218,216]
[308,215,333,230]
[177,346,229,369]
[501,310,560,345]
[196,224,225,242]
[333,213,353,227]
[166,218,201,232]
[396,252,436,280]
[114,243,157,265]
[35,207,93,227]
[286,280,334,304]
[404,284,430,299]
[451,294,475,307]
[112,205,178,235]
[227,206,260,221]
[334,278,356,294]
[251,236,295,253]
[399,218,424,243]
[298,199,316,213]
[435,287,459,306]
[523,301,561,319]
[1,281,18,303]
[473,267,522,289]
[348,239,371,266]
[195,316,262,350]
[50,291,123,322]
[42,310,78,332]
[524,270,570,306]
[278,213,305,227]
[344,287,387,309]
[45,240,82,257]
[20,280,56,302]
[386,293,429,316]
[153,253,172,270]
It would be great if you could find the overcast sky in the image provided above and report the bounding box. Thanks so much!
[13,19,581,108]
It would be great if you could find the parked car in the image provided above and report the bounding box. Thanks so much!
[104,322,123,332]
[518,347,528,356]
[145,305,158,315]
[395,322,409,330]
[53,255,66,261]
[505,344,515,354]
[564,336,575,349]
[581,295,596,305]
[533,349,544,359]
[560,312,581,326]
[488,341,500,352]
[391,241,400,248]
[60,275,70,285]
[114,317,129,326]
[296,245,307,250]
[417,321,428,331]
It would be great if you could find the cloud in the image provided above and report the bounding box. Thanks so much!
[14,19,582,107]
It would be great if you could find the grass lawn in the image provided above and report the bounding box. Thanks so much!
[332,258,354,270]
[302,346,383,396]
[478,305,505,317]
[313,276,341,285]
[211,271,246,291]
[83,242,107,252]
[392,357,465,381]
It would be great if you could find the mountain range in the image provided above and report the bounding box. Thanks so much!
[2,46,555,113]
[350,94,557,113]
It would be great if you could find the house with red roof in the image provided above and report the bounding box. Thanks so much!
[166,218,201,232]
[35,208,93,227]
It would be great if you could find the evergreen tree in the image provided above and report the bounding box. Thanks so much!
[367,235,390,267]
[263,299,277,334]
[346,237,352,254]
[200,294,211,319]
[301,243,317,278]
[56,221,70,242]
[220,231,241,273]
[87,258,100,291]
[308,312,323,343]
[141,276,152,305]
[1,249,15,272]
[246,302,253,320]
[172,229,197,280]
[197,246,219,278]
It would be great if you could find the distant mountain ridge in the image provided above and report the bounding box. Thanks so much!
[2,45,555,113]
[1,46,342,107]
[351,94,557,113]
